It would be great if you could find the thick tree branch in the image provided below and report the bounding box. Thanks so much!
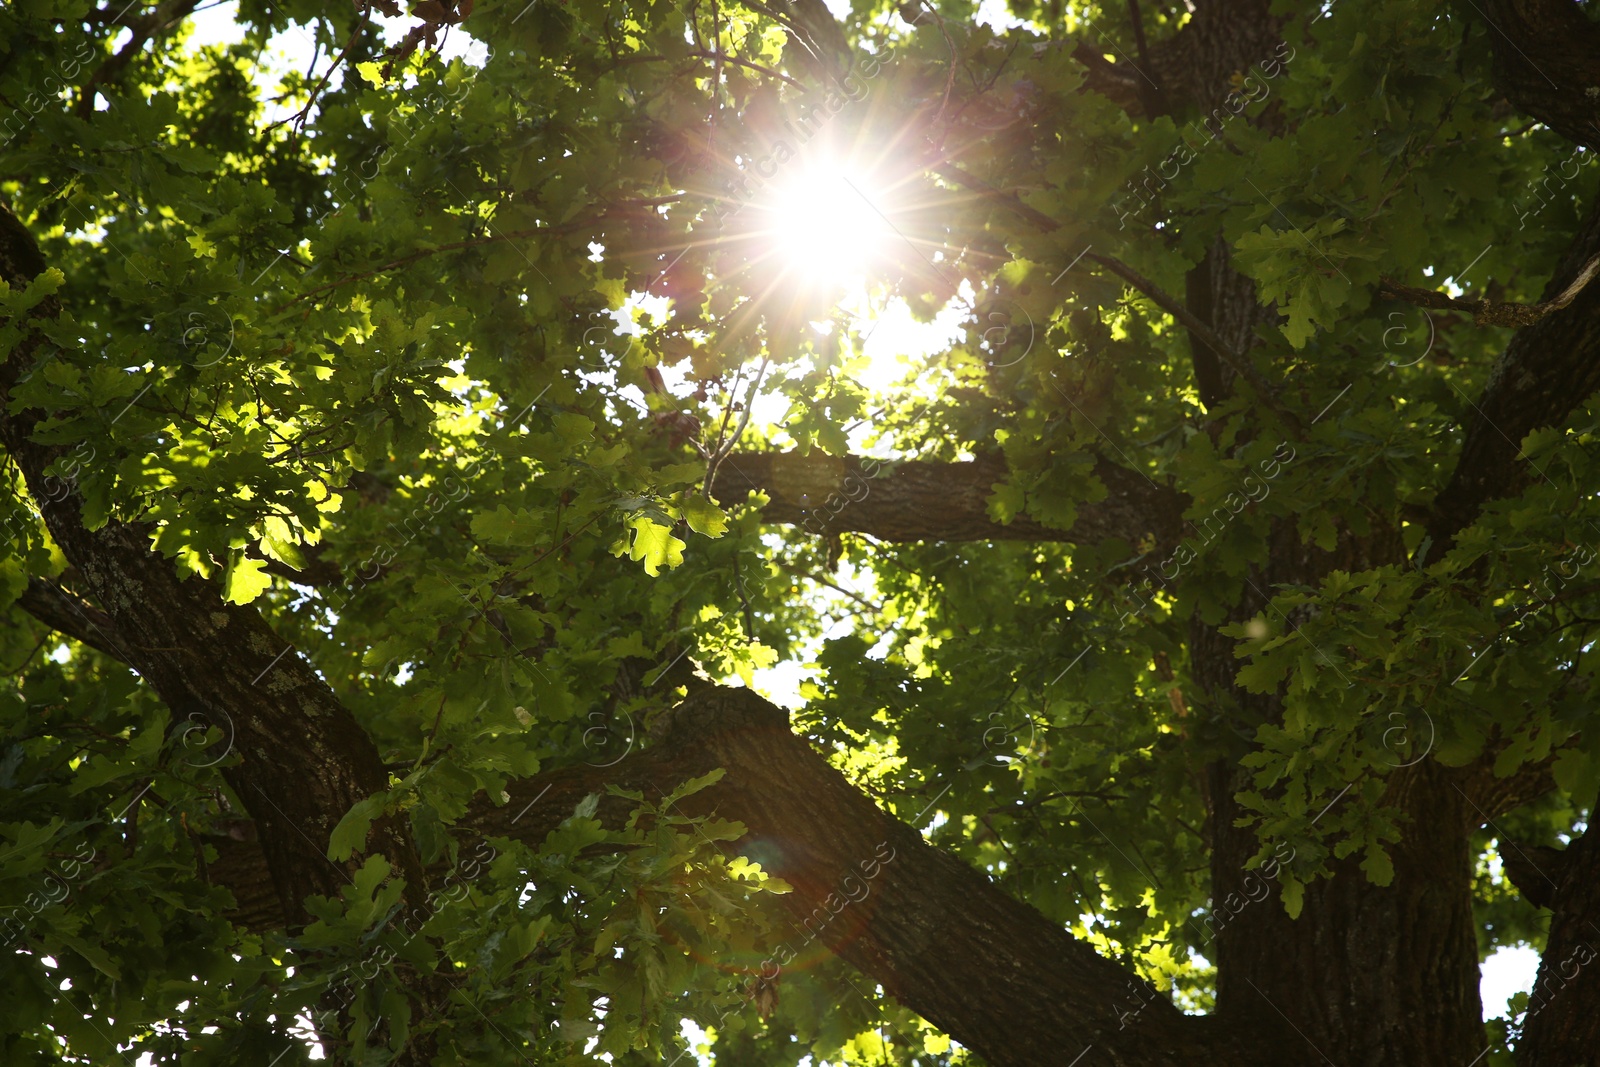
[1499,841,1567,910]
[1468,758,1561,827]
[1482,0,1600,152]
[0,201,426,930]
[709,449,1187,548]
[1427,198,1600,548]
[204,686,1283,1067]
[1379,253,1600,327]
[15,577,130,663]
[1515,826,1600,1065]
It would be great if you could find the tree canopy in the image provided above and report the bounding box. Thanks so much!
[3,0,1600,1064]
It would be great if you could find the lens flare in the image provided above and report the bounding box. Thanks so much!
[763,162,896,283]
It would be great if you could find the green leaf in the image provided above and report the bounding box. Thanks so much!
[1361,843,1395,887]
[987,478,1027,525]
[329,795,388,862]
[60,934,121,980]
[1236,655,1290,695]
[223,558,272,605]
[1280,877,1305,919]
[553,412,595,442]
[681,496,728,538]
[0,267,64,313]
[616,515,685,576]
[663,767,726,808]
[471,505,543,546]
[352,853,394,901]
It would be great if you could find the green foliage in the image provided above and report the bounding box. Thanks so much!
[1,0,1595,1061]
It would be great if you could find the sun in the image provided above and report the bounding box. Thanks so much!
[762,161,898,283]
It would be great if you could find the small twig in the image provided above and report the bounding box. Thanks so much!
[508,510,603,579]
[990,790,1131,814]
[774,560,883,615]
[123,777,149,856]
[3,632,52,675]
[76,0,202,119]
[685,50,806,89]
[917,1,960,124]
[266,7,369,135]
[708,0,722,152]
[710,362,747,459]
[737,0,827,73]
[1084,252,1303,432]
[703,356,770,497]
[732,555,756,640]
[1378,252,1600,328]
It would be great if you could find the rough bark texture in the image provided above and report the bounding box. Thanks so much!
[1082,5,1499,1057]
[12,2,1600,1065]
[1171,511,1489,1066]
[1483,0,1600,153]
[205,686,1288,1067]
[192,681,1558,1067]
[1072,0,1282,121]
[711,449,1186,547]
[16,576,128,662]
[0,204,423,930]
[1208,760,1485,1067]
[1515,824,1600,1064]
[1427,196,1600,550]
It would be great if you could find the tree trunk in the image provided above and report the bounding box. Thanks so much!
[14,2,1600,1064]
[1206,761,1485,1066]
[0,202,450,1066]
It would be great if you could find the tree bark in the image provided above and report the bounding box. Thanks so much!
[711,449,1186,547]
[1426,196,1600,550]
[203,685,1289,1067]
[1482,0,1600,153]
[0,199,451,1063]
[1205,759,1485,1067]
[1514,824,1600,1066]
[1056,8,1500,1056]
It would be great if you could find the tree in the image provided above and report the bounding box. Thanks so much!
[3,0,1600,1063]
